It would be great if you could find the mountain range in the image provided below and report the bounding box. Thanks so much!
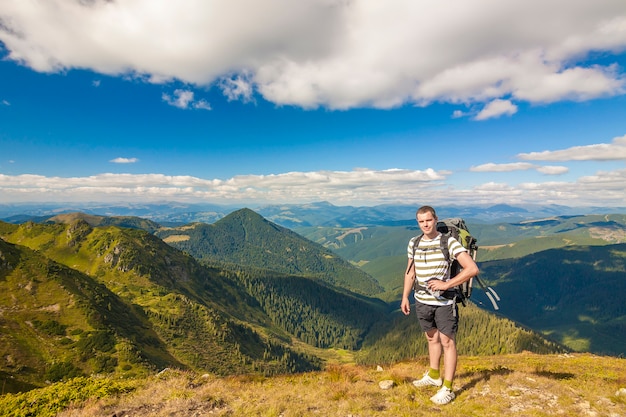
[0,209,566,391]
[2,201,626,227]
[1,206,625,396]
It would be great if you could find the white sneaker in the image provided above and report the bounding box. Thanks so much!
[412,372,442,387]
[430,386,455,405]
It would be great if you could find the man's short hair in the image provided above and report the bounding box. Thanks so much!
[416,205,437,219]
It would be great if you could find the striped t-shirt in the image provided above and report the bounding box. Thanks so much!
[407,233,466,306]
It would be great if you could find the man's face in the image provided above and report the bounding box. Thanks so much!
[417,211,437,236]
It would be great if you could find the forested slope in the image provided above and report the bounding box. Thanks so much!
[156,208,384,296]
[478,243,626,356]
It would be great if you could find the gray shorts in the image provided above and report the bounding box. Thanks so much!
[415,302,458,338]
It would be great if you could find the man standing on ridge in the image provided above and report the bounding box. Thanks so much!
[401,205,479,405]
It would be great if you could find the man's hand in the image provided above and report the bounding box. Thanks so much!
[401,297,411,315]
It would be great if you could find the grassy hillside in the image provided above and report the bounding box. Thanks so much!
[2,353,625,417]
[0,221,323,392]
[155,208,384,296]
[0,238,182,389]
[474,214,626,245]
[478,243,626,356]
[47,212,163,233]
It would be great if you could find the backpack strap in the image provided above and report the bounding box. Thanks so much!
[439,234,451,276]
[410,233,452,267]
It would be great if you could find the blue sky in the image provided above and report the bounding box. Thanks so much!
[1,1,625,208]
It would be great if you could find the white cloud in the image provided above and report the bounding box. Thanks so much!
[162,89,193,109]
[220,75,255,103]
[470,162,568,175]
[162,89,211,110]
[451,109,467,119]
[0,165,623,207]
[110,157,139,164]
[1,100,10,106]
[536,165,569,175]
[471,162,536,172]
[474,99,518,120]
[0,168,448,206]
[461,167,626,206]
[512,64,624,103]
[0,0,624,110]
[193,99,212,110]
[518,134,626,161]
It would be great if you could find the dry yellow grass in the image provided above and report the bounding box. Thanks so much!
[57,353,626,417]
[161,234,191,243]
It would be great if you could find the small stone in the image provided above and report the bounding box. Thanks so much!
[376,365,384,372]
[616,387,626,397]
[379,380,395,390]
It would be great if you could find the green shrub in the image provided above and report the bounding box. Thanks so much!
[93,355,118,374]
[33,320,67,336]
[44,361,83,382]
[76,330,116,356]
[59,337,73,345]
[0,376,137,417]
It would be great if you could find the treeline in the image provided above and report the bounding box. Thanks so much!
[355,303,566,365]
[227,265,389,350]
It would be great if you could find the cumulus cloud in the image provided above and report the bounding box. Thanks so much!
[1,165,623,207]
[110,157,139,164]
[451,110,466,119]
[471,162,536,172]
[456,167,626,206]
[474,99,518,120]
[536,165,570,175]
[518,134,626,161]
[220,75,255,103]
[0,0,624,110]
[470,162,568,175]
[162,89,211,110]
[0,168,449,206]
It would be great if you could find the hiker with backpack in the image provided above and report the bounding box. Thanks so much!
[401,205,479,405]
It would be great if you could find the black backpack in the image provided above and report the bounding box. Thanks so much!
[410,218,500,310]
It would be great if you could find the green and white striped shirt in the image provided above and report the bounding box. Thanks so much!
[407,233,466,306]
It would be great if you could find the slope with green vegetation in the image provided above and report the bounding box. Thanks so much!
[356,303,565,365]
[478,243,626,356]
[0,237,182,391]
[47,212,163,233]
[225,265,389,350]
[0,220,322,393]
[474,214,626,245]
[155,208,384,296]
